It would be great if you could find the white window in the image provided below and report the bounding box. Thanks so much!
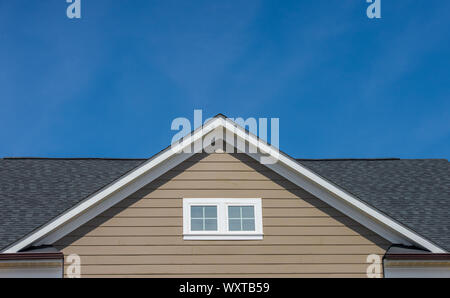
[183,198,263,240]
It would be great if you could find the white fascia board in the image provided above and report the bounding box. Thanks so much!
[3,116,446,253]
[221,118,446,253]
[2,118,222,253]
[34,151,195,246]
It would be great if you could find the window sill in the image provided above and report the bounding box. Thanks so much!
[183,234,264,241]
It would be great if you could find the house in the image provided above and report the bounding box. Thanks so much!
[0,114,449,278]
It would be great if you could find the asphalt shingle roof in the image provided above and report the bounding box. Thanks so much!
[0,157,449,252]
[0,158,145,251]
[299,159,450,252]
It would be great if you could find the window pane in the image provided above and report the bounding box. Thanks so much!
[229,219,242,231]
[191,219,204,231]
[228,205,257,232]
[205,219,218,231]
[241,206,254,218]
[191,206,203,218]
[204,206,217,218]
[242,219,255,231]
[190,206,217,231]
[228,206,241,219]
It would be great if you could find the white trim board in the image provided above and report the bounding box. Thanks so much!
[2,115,446,253]
[182,198,264,240]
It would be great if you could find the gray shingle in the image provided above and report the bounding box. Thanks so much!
[299,159,450,252]
[0,157,449,253]
[0,158,145,251]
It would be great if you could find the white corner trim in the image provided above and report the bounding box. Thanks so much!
[3,116,446,253]
[182,198,263,240]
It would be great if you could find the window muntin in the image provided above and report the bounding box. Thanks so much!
[228,206,255,231]
[190,206,217,231]
[183,198,263,240]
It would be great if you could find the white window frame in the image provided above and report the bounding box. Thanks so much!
[183,198,263,240]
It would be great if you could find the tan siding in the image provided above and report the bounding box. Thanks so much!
[56,153,390,278]
[98,207,347,218]
[84,216,360,227]
[160,171,283,180]
[64,226,377,237]
[172,161,270,172]
[64,254,376,265]
[148,180,296,190]
[114,197,328,208]
[130,189,315,199]
[57,235,387,246]
[58,244,387,255]
[65,264,372,275]
[78,274,368,278]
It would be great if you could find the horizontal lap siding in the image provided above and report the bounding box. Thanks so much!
[59,245,387,255]
[56,153,390,277]
[67,264,373,275]
[61,226,378,237]
[77,274,368,278]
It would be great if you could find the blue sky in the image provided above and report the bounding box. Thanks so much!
[0,0,449,159]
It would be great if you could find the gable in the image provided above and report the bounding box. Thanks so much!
[55,153,391,277]
[2,115,446,254]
